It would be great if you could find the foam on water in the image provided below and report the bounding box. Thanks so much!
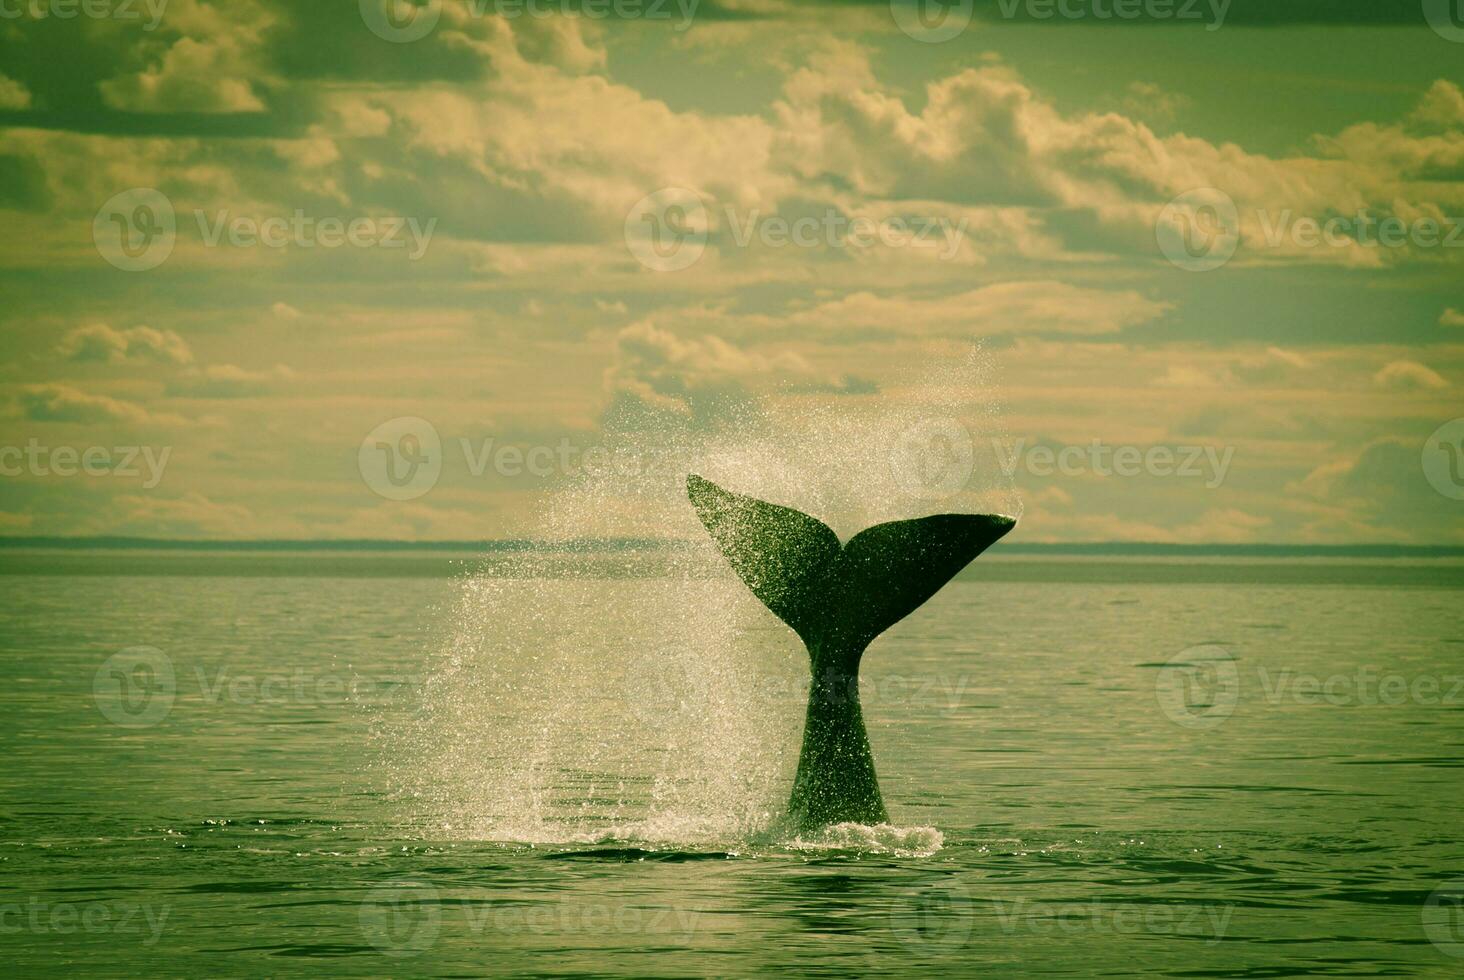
[390,348,1020,851]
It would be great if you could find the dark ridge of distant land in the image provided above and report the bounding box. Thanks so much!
[1,537,1462,559]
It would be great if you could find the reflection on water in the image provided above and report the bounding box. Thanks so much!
[0,561,1461,976]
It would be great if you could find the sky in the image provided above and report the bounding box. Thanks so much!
[0,0,1461,543]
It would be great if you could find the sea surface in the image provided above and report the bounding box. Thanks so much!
[2,550,1462,977]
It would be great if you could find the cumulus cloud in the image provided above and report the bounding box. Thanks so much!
[99,0,276,113]
[57,324,194,366]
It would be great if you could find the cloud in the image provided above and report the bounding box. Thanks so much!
[782,281,1170,338]
[0,72,31,110]
[1289,437,1461,543]
[56,324,194,366]
[603,321,825,428]
[98,0,276,113]
[1121,82,1190,126]
[110,492,255,537]
[166,364,296,399]
[1373,360,1448,391]
[16,384,152,425]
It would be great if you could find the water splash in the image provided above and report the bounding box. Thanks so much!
[392,345,1019,850]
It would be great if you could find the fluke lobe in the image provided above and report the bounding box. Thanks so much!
[687,474,1015,830]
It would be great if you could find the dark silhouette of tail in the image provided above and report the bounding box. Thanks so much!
[686,473,1015,828]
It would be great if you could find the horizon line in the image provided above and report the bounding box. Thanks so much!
[0,536,1460,559]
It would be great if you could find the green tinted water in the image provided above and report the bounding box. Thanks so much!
[1,555,1461,976]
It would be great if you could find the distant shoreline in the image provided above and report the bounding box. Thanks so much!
[0,536,1461,559]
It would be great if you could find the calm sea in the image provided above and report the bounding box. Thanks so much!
[1,550,1461,976]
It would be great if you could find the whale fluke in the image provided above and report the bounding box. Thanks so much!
[686,473,1015,829]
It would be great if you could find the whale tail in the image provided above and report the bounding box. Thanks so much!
[686,473,1015,654]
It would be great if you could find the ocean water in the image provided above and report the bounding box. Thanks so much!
[1,552,1462,976]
